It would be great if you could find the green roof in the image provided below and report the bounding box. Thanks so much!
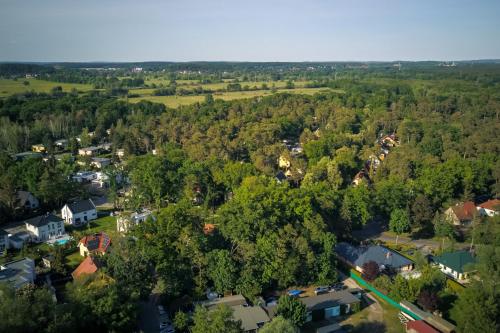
[434,251,476,273]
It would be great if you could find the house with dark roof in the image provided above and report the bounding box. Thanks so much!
[231,305,270,332]
[477,199,500,217]
[72,256,101,279]
[432,250,476,281]
[0,258,35,289]
[299,290,361,322]
[335,242,414,273]
[61,199,97,226]
[78,232,111,256]
[444,201,476,226]
[15,191,39,211]
[25,213,65,243]
[195,294,248,310]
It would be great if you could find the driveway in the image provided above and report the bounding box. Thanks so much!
[138,294,161,333]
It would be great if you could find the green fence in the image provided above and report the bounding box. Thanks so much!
[349,271,422,320]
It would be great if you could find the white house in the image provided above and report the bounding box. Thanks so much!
[61,199,97,226]
[78,146,101,156]
[72,171,97,183]
[25,213,65,243]
[117,209,153,233]
[477,199,500,217]
[91,157,111,169]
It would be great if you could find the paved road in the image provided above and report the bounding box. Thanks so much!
[353,219,468,252]
[138,294,161,333]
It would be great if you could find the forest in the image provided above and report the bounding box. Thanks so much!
[0,62,499,333]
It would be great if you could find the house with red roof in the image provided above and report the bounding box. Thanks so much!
[72,256,101,279]
[78,232,111,257]
[406,320,439,333]
[477,199,500,217]
[444,201,476,226]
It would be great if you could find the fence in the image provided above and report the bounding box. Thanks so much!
[349,270,422,320]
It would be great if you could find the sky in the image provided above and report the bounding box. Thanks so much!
[1,0,499,62]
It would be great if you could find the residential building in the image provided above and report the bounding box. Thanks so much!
[406,320,439,333]
[54,139,68,149]
[116,149,125,158]
[91,157,111,169]
[61,199,97,226]
[432,250,476,281]
[117,209,153,233]
[196,294,247,310]
[335,242,414,273]
[444,201,476,226]
[97,142,112,151]
[16,190,39,211]
[352,170,370,186]
[278,154,291,169]
[72,171,97,183]
[78,232,111,256]
[477,199,500,217]
[78,146,101,156]
[231,305,270,332]
[0,258,35,289]
[31,144,46,153]
[42,254,55,269]
[300,290,361,322]
[25,213,65,243]
[72,256,101,279]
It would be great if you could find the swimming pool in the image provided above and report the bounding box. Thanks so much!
[55,239,69,245]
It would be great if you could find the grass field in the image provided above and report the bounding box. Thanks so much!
[0,78,94,97]
[127,87,340,108]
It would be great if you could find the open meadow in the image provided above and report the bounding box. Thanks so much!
[0,78,94,97]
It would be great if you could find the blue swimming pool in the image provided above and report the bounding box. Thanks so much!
[55,239,69,245]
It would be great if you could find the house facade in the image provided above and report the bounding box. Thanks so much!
[477,199,500,217]
[300,290,361,322]
[433,250,476,281]
[61,199,97,226]
[444,201,476,226]
[116,209,153,233]
[91,157,111,169]
[78,146,101,156]
[25,213,65,243]
[78,232,111,256]
[16,190,39,211]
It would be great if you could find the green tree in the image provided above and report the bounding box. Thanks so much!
[276,295,307,327]
[207,249,238,294]
[260,316,298,333]
[341,185,372,231]
[433,213,455,248]
[191,304,242,333]
[389,208,411,245]
[173,311,189,332]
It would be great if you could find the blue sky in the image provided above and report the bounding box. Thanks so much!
[1,0,499,62]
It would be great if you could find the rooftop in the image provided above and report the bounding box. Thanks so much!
[231,305,270,331]
[478,199,500,211]
[299,290,360,311]
[25,213,63,228]
[450,201,476,221]
[433,250,476,274]
[72,256,100,279]
[335,242,413,270]
[0,258,35,289]
[196,294,247,310]
[65,199,96,214]
[79,232,111,254]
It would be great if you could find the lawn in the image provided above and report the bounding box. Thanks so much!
[0,78,95,97]
[126,87,340,108]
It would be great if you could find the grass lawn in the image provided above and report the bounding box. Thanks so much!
[126,87,340,108]
[0,78,95,97]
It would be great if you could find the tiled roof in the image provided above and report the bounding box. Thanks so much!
[406,320,439,333]
[478,199,500,211]
[25,213,62,228]
[450,201,476,221]
[335,242,413,270]
[66,199,96,214]
[79,232,111,254]
[72,256,100,279]
[433,251,476,274]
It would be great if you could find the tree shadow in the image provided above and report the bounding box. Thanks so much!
[345,321,387,333]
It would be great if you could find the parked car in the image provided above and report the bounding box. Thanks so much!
[287,289,303,297]
[314,286,329,295]
[330,283,345,291]
[265,296,278,306]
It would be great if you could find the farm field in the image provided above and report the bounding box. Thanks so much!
[0,78,95,97]
[127,87,341,108]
